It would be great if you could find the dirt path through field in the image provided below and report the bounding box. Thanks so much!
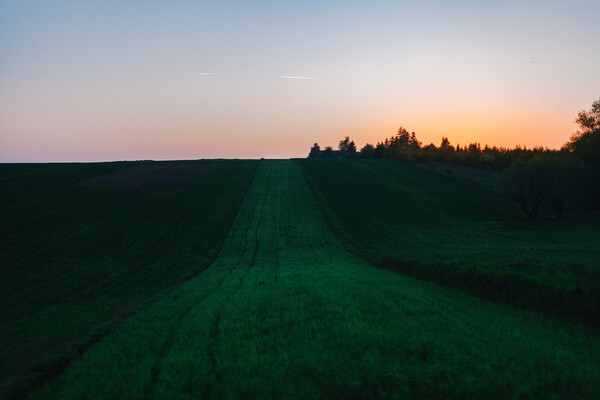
[34,161,600,399]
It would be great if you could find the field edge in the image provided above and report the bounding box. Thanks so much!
[0,160,259,400]
[295,158,600,329]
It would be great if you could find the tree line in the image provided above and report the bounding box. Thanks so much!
[308,98,600,221]
[309,128,552,169]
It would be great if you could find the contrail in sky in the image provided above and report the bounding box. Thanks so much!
[200,72,215,76]
[280,75,317,80]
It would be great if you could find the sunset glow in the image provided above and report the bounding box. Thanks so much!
[1,1,599,162]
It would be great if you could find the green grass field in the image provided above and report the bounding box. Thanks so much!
[30,161,600,399]
[298,159,600,323]
[0,160,257,397]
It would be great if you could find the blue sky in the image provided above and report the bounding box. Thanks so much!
[1,1,599,161]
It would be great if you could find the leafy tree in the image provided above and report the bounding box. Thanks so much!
[373,142,386,158]
[339,136,357,158]
[500,158,550,222]
[500,155,583,221]
[574,98,600,133]
[545,156,583,219]
[308,143,321,159]
[564,98,600,152]
[387,127,421,152]
[360,143,375,158]
[391,127,410,149]
[348,141,357,158]
[409,132,421,150]
[323,146,333,158]
[308,116,599,176]
[440,137,453,150]
[423,143,437,152]
[437,137,456,163]
[534,154,584,219]
[467,143,481,156]
[563,98,600,208]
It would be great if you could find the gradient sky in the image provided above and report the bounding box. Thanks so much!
[2,1,600,162]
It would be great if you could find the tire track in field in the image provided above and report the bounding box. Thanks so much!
[204,165,272,399]
[28,161,600,400]
[143,235,245,397]
[141,165,260,398]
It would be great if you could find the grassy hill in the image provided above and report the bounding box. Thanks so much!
[0,160,257,398]
[298,159,600,325]
[31,161,600,399]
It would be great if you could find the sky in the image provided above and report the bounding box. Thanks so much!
[1,1,600,162]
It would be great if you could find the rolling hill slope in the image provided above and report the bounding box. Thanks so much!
[32,161,600,399]
[0,160,257,397]
[298,159,600,325]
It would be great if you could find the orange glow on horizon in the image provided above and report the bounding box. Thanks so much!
[2,2,598,162]
[349,106,577,153]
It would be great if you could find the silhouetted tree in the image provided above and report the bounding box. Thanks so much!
[409,132,421,150]
[308,120,593,178]
[467,143,481,155]
[545,155,584,219]
[573,98,600,133]
[308,143,321,158]
[440,137,453,150]
[563,98,600,208]
[436,137,456,163]
[323,146,333,158]
[564,98,600,152]
[360,143,375,158]
[500,158,550,222]
[423,143,437,152]
[386,127,420,155]
[391,127,410,148]
[500,154,584,221]
[339,136,357,158]
[373,142,386,158]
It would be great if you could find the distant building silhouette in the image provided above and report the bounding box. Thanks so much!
[318,149,346,159]
[308,147,347,159]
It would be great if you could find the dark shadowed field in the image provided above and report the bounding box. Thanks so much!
[298,158,600,326]
[0,160,257,398]
[3,159,600,399]
[76,161,219,188]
